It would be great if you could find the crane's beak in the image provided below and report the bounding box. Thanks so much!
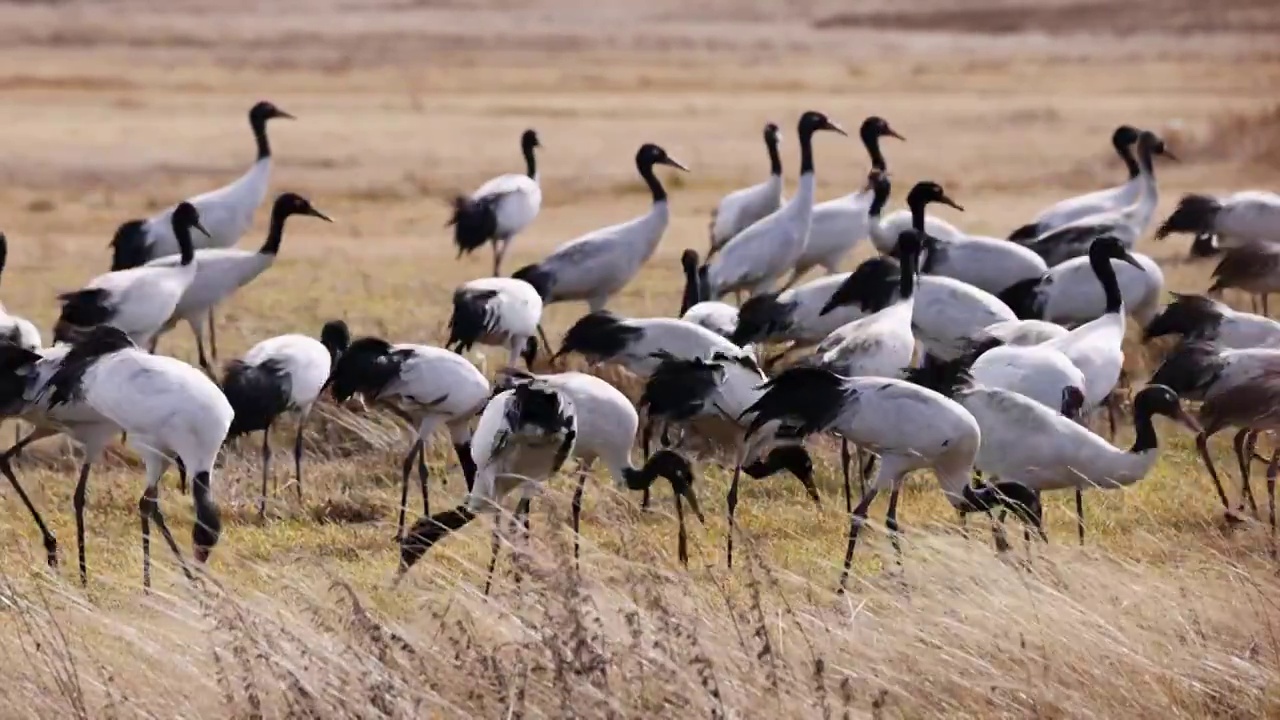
[885,127,906,141]
[274,109,296,120]
[661,157,690,172]
[308,207,334,223]
[1120,250,1144,270]
[940,195,965,212]
[825,120,848,136]
[193,220,211,239]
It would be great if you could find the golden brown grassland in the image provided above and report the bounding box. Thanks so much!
[0,1,1280,716]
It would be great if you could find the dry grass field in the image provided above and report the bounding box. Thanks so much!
[1,0,1280,716]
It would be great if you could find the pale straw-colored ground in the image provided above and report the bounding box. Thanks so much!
[0,1,1278,716]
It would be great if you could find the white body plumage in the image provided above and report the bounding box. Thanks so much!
[448,277,544,367]
[1001,252,1164,326]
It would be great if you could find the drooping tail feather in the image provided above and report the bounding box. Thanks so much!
[1006,222,1042,244]
[741,366,853,439]
[53,288,114,344]
[640,354,724,422]
[447,289,499,354]
[1142,292,1224,342]
[109,219,151,270]
[449,195,499,256]
[44,325,135,408]
[903,354,975,398]
[553,311,643,363]
[995,277,1043,320]
[222,359,293,437]
[1156,194,1222,240]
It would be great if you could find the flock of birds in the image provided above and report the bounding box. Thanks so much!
[1,101,1280,593]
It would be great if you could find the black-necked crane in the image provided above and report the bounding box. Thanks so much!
[1144,292,1280,349]
[907,357,1196,544]
[109,100,294,363]
[397,380,583,584]
[54,202,208,348]
[450,129,542,276]
[706,122,784,260]
[447,276,547,370]
[702,111,847,298]
[1006,125,1142,242]
[328,336,491,539]
[221,320,350,519]
[146,192,332,374]
[39,326,233,588]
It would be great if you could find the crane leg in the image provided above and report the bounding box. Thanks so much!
[572,468,587,568]
[840,439,853,515]
[73,462,91,585]
[1268,448,1280,558]
[885,486,903,569]
[0,450,56,568]
[839,488,880,593]
[192,323,215,378]
[207,308,219,363]
[726,462,742,568]
[293,420,306,504]
[1196,432,1236,517]
[258,426,273,520]
[483,516,501,597]
[396,437,425,540]
[1075,487,1085,545]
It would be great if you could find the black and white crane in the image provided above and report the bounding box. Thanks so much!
[820,182,1019,364]
[1150,342,1280,523]
[1006,125,1143,242]
[806,188,940,378]
[554,310,755,378]
[221,320,350,519]
[450,129,543,276]
[147,193,332,374]
[109,101,293,363]
[54,202,208,348]
[1013,131,1174,266]
[740,366,1024,591]
[39,326,233,588]
[327,337,490,539]
[997,237,1164,327]
[788,117,904,285]
[728,271,867,370]
[706,123,784,260]
[1144,292,1280,349]
[447,276,547,370]
[1035,237,1146,435]
[702,111,847,298]
[638,352,818,533]
[397,380,580,582]
[0,343,120,584]
[511,143,687,316]
[494,369,704,568]
[865,171,964,256]
[1156,190,1280,250]
[906,358,1198,543]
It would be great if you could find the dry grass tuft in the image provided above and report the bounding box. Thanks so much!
[1,529,1279,718]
